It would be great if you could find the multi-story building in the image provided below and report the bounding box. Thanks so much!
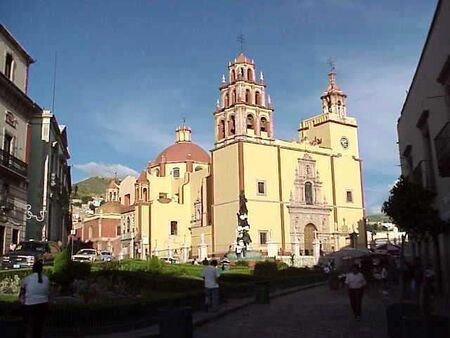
[27,110,71,243]
[0,24,39,254]
[397,0,450,296]
[74,179,122,257]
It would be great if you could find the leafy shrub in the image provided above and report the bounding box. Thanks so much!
[52,248,91,287]
[53,248,72,276]
[276,261,289,270]
[235,260,249,267]
[0,275,20,294]
[118,257,163,273]
[253,261,278,278]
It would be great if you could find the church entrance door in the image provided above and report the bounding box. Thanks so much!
[304,223,317,255]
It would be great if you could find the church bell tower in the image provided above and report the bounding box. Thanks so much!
[214,53,274,147]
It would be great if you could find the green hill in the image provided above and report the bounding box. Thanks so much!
[367,213,392,223]
[72,176,112,200]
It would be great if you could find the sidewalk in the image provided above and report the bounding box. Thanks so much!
[195,284,389,338]
[73,282,327,338]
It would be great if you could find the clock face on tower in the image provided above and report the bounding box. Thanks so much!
[340,137,349,149]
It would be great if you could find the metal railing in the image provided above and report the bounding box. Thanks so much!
[0,148,27,177]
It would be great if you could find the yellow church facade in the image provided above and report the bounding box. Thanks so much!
[210,53,366,257]
[100,52,366,262]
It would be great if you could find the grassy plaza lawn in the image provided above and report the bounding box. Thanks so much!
[0,258,325,335]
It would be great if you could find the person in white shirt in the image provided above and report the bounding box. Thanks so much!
[201,259,220,312]
[345,264,367,320]
[20,260,50,338]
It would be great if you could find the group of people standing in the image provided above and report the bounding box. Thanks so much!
[342,257,436,321]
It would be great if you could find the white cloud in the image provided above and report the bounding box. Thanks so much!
[74,162,138,179]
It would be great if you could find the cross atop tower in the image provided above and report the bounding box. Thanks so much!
[327,57,336,73]
[237,33,246,52]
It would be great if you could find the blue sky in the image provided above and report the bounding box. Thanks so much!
[1,0,437,213]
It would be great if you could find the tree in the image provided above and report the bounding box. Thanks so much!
[382,176,444,239]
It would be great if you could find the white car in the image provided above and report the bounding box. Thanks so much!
[99,251,113,261]
[72,249,98,263]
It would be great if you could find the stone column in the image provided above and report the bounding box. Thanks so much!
[181,243,189,263]
[313,239,320,264]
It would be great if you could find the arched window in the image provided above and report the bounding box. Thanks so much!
[305,182,313,205]
[173,167,180,178]
[229,115,236,135]
[142,187,148,201]
[109,192,113,201]
[240,67,244,79]
[232,90,236,104]
[231,69,235,82]
[127,217,130,233]
[255,91,261,105]
[195,166,203,171]
[155,168,160,177]
[246,114,255,130]
[245,89,251,104]
[218,119,225,139]
[247,68,253,81]
[260,117,267,132]
[225,93,229,107]
[88,226,93,239]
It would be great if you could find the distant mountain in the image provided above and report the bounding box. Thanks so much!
[72,176,112,200]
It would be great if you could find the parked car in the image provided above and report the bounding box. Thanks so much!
[72,249,99,263]
[1,240,61,269]
[99,251,112,261]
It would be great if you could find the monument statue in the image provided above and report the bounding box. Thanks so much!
[235,191,252,258]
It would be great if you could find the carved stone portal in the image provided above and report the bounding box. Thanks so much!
[287,154,332,255]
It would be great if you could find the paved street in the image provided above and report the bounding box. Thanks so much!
[195,285,389,338]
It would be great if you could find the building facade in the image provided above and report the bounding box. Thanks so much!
[210,53,366,256]
[74,53,366,263]
[27,110,71,243]
[397,0,450,295]
[74,180,122,257]
[0,25,38,254]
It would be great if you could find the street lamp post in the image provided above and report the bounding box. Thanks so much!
[25,204,47,240]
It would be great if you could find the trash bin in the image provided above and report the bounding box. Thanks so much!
[427,315,450,338]
[255,281,270,304]
[0,317,26,338]
[159,306,193,338]
[385,303,419,338]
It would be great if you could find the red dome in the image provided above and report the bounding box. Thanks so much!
[153,142,210,165]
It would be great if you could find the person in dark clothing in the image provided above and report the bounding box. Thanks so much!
[345,265,367,320]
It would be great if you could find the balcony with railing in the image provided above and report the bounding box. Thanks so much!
[413,160,436,191]
[435,122,450,177]
[0,148,27,178]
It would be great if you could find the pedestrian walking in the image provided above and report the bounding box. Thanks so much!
[413,258,424,300]
[345,264,367,320]
[421,263,435,316]
[202,259,220,312]
[221,254,230,271]
[19,260,50,338]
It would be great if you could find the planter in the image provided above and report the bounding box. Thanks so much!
[0,317,25,338]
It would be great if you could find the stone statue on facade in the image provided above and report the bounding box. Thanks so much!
[235,191,251,258]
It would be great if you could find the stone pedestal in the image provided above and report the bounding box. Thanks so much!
[181,244,189,263]
[312,239,320,264]
[292,240,300,258]
[198,243,207,260]
[267,240,278,258]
